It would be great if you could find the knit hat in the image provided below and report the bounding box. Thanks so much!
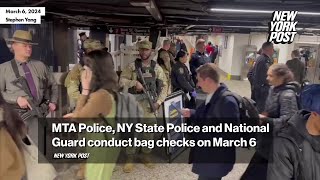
[301,84,320,115]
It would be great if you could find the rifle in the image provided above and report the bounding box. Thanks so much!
[12,77,50,121]
[10,60,49,122]
[136,68,157,115]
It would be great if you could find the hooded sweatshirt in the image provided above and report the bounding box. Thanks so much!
[267,110,320,180]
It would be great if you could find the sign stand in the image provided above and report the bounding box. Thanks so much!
[162,90,188,163]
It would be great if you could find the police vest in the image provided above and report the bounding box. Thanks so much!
[134,59,160,97]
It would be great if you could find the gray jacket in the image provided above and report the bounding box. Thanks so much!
[268,110,320,180]
[257,82,300,159]
[264,81,300,129]
[0,59,58,105]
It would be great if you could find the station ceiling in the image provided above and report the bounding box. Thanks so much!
[2,0,320,35]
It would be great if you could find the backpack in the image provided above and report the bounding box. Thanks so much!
[113,92,144,140]
[114,92,144,119]
[219,91,260,147]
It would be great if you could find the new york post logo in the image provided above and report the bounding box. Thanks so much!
[268,11,298,44]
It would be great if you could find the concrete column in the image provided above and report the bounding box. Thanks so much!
[219,34,250,80]
[53,20,72,72]
[90,30,107,45]
[126,35,133,46]
[109,34,116,52]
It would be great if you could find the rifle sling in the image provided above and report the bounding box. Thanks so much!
[10,60,33,98]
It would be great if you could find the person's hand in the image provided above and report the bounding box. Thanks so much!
[81,66,92,90]
[181,108,191,118]
[153,103,160,110]
[135,81,144,92]
[191,90,197,98]
[259,114,267,119]
[259,114,268,125]
[48,103,56,112]
[63,113,74,118]
[17,97,32,109]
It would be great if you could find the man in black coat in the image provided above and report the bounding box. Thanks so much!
[252,42,274,112]
[182,63,240,180]
[267,84,320,180]
[286,49,305,84]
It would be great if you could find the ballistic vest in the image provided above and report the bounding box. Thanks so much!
[134,59,159,97]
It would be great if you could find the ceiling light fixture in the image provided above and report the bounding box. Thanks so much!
[210,8,320,15]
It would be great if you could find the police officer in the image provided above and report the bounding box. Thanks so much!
[252,42,274,112]
[157,39,174,95]
[120,40,168,173]
[0,30,58,146]
[189,39,209,84]
[64,39,105,110]
[172,50,197,108]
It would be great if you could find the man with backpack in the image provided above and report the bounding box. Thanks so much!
[119,40,168,173]
[267,84,320,180]
[182,63,241,180]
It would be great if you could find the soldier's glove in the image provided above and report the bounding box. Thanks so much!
[191,90,197,98]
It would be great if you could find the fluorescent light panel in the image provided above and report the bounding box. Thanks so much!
[210,8,320,15]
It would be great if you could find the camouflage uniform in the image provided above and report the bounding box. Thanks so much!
[158,49,173,95]
[120,41,168,155]
[64,39,104,109]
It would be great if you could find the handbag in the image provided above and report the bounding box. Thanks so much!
[22,135,57,180]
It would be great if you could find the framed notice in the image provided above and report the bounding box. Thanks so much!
[162,90,186,162]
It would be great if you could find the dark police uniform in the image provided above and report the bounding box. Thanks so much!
[171,61,196,108]
[189,51,208,84]
[171,61,195,93]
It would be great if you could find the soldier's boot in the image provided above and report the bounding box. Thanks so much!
[123,155,135,173]
[141,153,155,169]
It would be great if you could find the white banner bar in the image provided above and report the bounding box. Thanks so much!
[0,7,45,24]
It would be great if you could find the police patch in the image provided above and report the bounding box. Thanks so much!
[179,68,184,74]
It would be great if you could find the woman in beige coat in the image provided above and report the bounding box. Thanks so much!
[0,92,27,180]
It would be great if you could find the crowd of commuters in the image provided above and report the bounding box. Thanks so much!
[0,30,318,180]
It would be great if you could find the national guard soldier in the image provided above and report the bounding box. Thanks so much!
[64,39,105,110]
[171,50,197,108]
[119,40,168,173]
[0,30,58,146]
[157,39,174,95]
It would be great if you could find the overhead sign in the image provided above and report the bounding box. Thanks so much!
[208,26,272,34]
[107,27,150,35]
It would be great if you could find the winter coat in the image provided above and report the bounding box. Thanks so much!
[267,110,320,180]
[257,82,300,159]
[189,84,240,178]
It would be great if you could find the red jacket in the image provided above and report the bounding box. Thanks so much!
[206,45,214,55]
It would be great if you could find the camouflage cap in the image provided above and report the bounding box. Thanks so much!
[138,40,152,50]
[83,39,104,51]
